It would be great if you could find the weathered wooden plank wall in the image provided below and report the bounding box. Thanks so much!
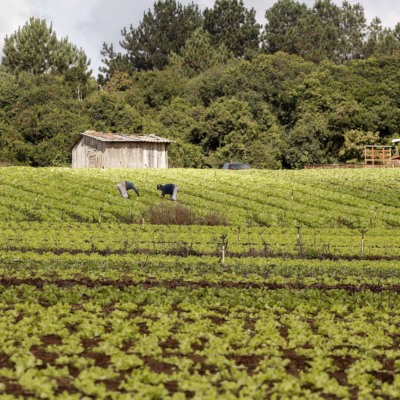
[71,137,169,168]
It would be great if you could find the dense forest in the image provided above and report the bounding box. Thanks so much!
[1,0,400,169]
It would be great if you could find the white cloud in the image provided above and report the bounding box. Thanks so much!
[0,0,34,37]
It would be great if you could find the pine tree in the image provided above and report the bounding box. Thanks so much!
[119,0,202,71]
[169,28,231,77]
[363,18,399,57]
[2,17,90,76]
[263,0,308,55]
[337,1,366,62]
[203,0,261,58]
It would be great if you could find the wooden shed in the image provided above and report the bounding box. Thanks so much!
[71,131,174,169]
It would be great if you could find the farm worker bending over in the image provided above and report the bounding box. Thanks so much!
[157,183,178,201]
[117,181,140,198]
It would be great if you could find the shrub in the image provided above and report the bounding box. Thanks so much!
[143,203,229,226]
[144,202,195,225]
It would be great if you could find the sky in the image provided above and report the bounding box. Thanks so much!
[0,0,399,77]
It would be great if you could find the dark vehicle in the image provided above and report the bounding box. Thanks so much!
[221,162,251,170]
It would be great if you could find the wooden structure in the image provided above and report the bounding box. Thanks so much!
[306,141,400,169]
[71,131,174,169]
[364,145,393,166]
[391,139,400,158]
[387,139,400,167]
[305,164,366,169]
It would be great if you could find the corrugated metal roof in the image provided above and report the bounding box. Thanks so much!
[82,130,174,143]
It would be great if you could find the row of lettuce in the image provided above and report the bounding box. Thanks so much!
[0,263,399,398]
[2,250,400,288]
[1,164,400,398]
[1,221,400,258]
[1,167,400,227]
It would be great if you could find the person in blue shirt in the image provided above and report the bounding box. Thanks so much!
[157,183,178,201]
[117,181,140,198]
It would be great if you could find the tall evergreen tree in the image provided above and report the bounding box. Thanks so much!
[337,1,366,62]
[114,0,202,72]
[169,28,231,77]
[203,0,261,58]
[99,44,134,85]
[264,0,384,63]
[263,0,308,55]
[363,18,400,57]
[1,17,90,76]
[293,0,344,63]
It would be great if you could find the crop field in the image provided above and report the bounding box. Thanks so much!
[1,167,400,399]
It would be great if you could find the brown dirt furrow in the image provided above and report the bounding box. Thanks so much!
[0,277,399,293]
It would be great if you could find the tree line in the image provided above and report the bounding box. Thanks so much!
[0,0,399,168]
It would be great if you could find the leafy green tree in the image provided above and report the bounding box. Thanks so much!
[284,112,330,168]
[124,69,186,112]
[0,72,91,166]
[183,62,238,107]
[302,0,367,63]
[339,129,380,162]
[63,64,97,101]
[85,92,142,133]
[103,71,135,93]
[156,98,205,141]
[340,56,400,137]
[238,53,316,124]
[33,132,81,166]
[0,71,20,114]
[140,97,206,167]
[196,97,277,167]
[0,121,27,165]
[169,28,231,77]
[2,17,90,76]
[203,0,261,58]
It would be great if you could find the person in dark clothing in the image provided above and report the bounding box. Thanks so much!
[117,181,140,198]
[157,183,178,201]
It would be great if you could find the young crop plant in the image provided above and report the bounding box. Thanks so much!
[1,167,400,397]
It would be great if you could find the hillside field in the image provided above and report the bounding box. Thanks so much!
[1,167,400,399]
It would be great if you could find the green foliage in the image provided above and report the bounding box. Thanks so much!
[263,0,309,55]
[2,15,400,168]
[363,18,399,58]
[0,72,92,166]
[263,0,399,63]
[124,69,186,112]
[85,92,142,133]
[99,43,135,84]
[1,167,400,397]
[168,141,206,168]
[0,121,27,165]
[203,0,261,58]
[103,71,135,93]
[169,28,231,78]
[284,112,329,168]
[106,0,203,74]
[2,17,90,76]
[3,166,400,228]
[339,129,380,163]
[0,71,19,111]
[156,98,203,140]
